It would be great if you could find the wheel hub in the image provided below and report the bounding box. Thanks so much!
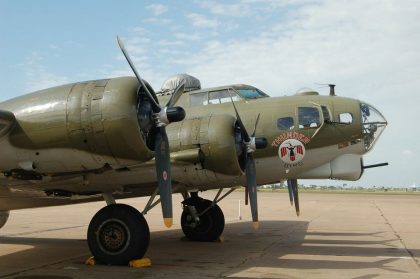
[184,205,201,228]
[98,220,130,253]
[181,199,225,242]
[185,214,199,228]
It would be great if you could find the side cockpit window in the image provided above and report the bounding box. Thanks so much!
[209,90,238,104]
[277,117,294,130]
[321,106,331,122]
[298,107,320,128]
[190,92,208,106]
[338,112,353,124]
[191,89,241,106]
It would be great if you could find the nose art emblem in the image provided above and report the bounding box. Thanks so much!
[279,139,306,164]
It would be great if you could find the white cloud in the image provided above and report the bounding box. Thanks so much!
[143,17,172,25]
[198,1,251,16]
[158,39,185,46]
[178,0,420,187]
[199,0,314,18]
[186,0,420,96]
[173,32,201,41]
[146,4,168,16]
[187,13,219,28]
[130,27,149,34]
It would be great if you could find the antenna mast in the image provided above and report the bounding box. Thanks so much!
[328,84,336,96]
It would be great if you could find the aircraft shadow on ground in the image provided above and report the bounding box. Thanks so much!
[0,220,412,278]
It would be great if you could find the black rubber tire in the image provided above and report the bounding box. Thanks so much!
[87,204,150,265]
[0,211,9,229]
[181,199,225,242]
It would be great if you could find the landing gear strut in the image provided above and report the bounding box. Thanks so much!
[87,188,234,264]
[87,204,150,265]
[181,193,225,242]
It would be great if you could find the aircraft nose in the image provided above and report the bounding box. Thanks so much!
[360,103,387,151]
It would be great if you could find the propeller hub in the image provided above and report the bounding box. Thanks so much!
[255,137,268,149]
[246,138,256,153]
[155,106,186,127]
[246,137,268,153]
[155,108,169,127]
[166,106,186,123]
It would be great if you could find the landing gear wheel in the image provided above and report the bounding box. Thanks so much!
[181,198,225,242]
[87,204,150,265]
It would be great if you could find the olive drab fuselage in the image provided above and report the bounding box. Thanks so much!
[0,76,387,210]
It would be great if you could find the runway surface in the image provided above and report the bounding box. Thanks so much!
[1,191,420,279]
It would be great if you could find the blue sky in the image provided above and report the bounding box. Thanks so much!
[1,0,419,187]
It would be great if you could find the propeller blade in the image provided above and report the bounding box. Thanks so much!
[116,36,160,108]
[290,179,300,216]
[166,82,185,108]
[154,127,173,227]
[227,92,260,228]
[286,179,294,206]
[251,113,261,137]
[228,92,250,142]
[245,186,249,205]
[246,155,259,229]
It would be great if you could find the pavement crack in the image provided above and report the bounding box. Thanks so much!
[374,201,420,270]
[217,240,277,278]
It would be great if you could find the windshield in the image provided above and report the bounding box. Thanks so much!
[235,88,268,99]
[360,102,387,151]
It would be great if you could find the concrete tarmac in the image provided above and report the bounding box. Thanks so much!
[1,191,420,279]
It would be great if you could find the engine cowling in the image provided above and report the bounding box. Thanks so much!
[0,210,9,229]
[200,115,244,175]
[169,114,244,176]
[1,77,155,172]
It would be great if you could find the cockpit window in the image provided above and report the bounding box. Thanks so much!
[235,88,268,99]
[277,117,294,130]
[190,85,268,106]
[298,107,320,128]
[191,90,241,106]
[190,92,208,106]
[209,90,239,104]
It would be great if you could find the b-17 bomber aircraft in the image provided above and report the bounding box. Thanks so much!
[0,37,388,265]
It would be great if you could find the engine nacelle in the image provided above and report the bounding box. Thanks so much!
[200,114,244,175]
[0,210,9,229]
[169,114,244,176]
[1,77,154,172]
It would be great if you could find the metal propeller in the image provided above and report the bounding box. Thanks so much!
[117,36,186,228]
[287,179,300,216]
[287,180,294,206]
[229,97,267,230]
